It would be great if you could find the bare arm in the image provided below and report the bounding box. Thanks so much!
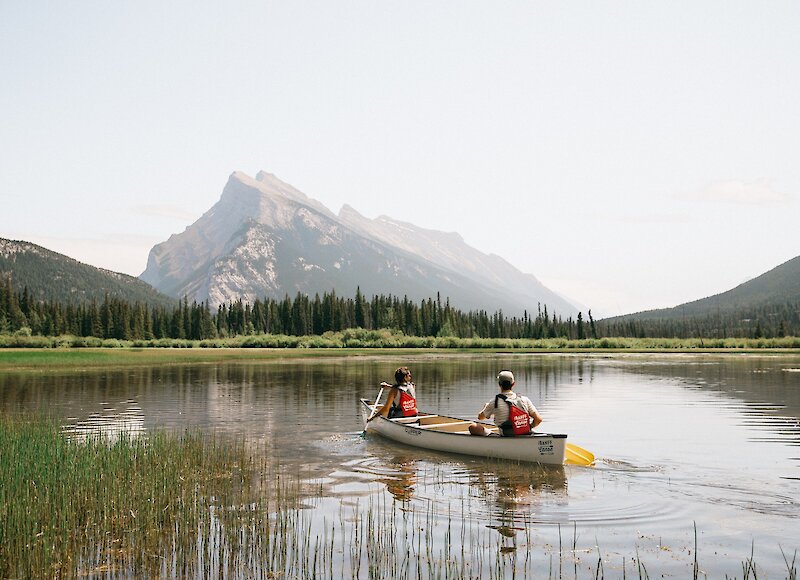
[530,410,543,429]
[368,385,396,422]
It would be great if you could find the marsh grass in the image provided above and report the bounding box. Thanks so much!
[1,329,799,354]
[0,416,269,577]
[2,336,799,373]
[2,417,797,578]
[0,346,357,371]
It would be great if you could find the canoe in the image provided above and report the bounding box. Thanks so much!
[360,398,567,465]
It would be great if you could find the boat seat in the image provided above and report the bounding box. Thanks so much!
[389,414,437,423]
[418,420,473,432]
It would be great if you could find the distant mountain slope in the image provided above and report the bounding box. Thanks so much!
[141,171,577,315]
[338,205,576,315]
[602,255,800,323]
[0,238,176,308]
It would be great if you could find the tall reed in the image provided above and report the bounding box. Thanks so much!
[2,417,796,578]
[0,417,260,577]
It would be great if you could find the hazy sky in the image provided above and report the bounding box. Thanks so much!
[1,1,798,316]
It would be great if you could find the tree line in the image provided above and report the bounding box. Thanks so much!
[1,276,796,340]
[598,302,800,339]
[0,277,595,340]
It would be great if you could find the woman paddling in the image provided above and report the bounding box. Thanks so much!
[367,367,418,422]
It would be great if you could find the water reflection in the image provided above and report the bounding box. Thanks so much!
[605,354,800,416]
[376,455,418,503]
[600,354,800,460]
[470,461,567,551]
[61,400,145,441]
[1,353,799,576]
[350,437,570,546]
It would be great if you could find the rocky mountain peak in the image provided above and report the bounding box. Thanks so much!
[338,204,364,220]
[141,170,577,314]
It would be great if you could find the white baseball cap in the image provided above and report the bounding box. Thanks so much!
[497,370,515,387]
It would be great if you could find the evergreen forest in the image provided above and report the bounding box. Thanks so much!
[0,276,593,340]
[1,277,798,341]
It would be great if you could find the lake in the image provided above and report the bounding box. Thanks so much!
[2,352,799,577]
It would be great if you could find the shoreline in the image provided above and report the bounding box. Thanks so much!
[2,345,800,372]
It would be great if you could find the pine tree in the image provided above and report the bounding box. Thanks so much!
[588,309,597,339]
[354,286,366,328]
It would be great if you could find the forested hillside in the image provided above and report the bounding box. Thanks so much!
[2,236,798,340]
[0,238,175,308]
[601,255,800,338]
[600,302,800,339]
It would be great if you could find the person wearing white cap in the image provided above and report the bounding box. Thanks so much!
[468,370,542,436]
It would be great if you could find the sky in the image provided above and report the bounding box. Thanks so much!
[1,1,798,317]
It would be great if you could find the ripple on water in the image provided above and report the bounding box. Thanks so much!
[318,450,683,531]
[665,473,800,518]
[594,458,664,473]
[61,400,145,441]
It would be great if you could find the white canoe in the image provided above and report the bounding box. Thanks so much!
[360,398,567,465]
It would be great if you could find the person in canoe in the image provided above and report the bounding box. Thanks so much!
[367,367,418,422]
[469,370,542,436]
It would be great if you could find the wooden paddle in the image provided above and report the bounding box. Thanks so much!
[565,442,595,466]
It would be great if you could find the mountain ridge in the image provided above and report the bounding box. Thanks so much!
[141,171,578,315]
[0,237,175,308]
[603,254,800,323]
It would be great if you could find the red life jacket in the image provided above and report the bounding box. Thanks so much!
[392,385,418,418]
[495,394,531,436]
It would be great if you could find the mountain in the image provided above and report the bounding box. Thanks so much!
[0,238,176,308]
[337,205,574,315]
[598,255,800,338]
[141,171,577,315]
[604,255,800,323]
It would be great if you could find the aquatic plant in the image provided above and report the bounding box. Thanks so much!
[2,417,797,578]
[0,417,261,577]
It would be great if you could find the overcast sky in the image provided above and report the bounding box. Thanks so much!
[1,1,798,316]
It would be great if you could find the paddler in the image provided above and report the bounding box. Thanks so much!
[367,367,418,422]
[469,370,542,436]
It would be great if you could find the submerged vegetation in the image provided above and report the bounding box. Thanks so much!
[1,417,796,578]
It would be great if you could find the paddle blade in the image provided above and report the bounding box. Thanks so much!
[565,442,595,466]
[362,388,384,436]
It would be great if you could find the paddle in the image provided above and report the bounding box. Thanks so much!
[361,384,387,436]
[565,442,595,466]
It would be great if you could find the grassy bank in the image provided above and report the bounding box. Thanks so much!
[1,328,799,353]
[0,346,365,371]
[1,334,799,372]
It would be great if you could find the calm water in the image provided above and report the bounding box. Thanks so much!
[2,353,799,577]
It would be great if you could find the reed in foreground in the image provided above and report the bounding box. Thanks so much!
[0,417,273,577]
[2,418,797,578]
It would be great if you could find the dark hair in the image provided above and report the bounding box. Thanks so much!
[395,367,411,384]
[499,377,513,388]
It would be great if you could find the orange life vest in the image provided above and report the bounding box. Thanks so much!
[391,385,418,418]
[495,394,531,436]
